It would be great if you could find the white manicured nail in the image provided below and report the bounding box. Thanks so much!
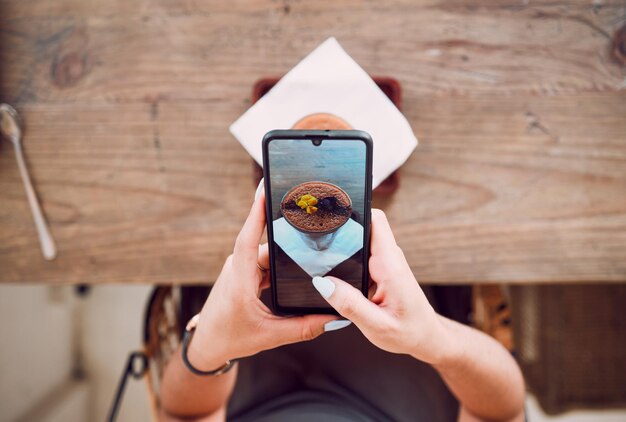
[324,320,352,332]
[312,276,335,299]
[255,178,264,200]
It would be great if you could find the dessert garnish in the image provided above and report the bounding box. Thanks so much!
[296,194,318,214]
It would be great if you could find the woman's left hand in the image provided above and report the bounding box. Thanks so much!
[186,192,340,371]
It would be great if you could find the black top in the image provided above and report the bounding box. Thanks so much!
[230,391,382,422]
[227,290,458,422]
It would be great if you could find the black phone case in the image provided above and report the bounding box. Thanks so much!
[262,130,373,315]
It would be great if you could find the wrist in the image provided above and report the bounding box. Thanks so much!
[412,315,464,367]
[185,317,232,372]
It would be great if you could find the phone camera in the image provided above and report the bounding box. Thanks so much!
[311,139,322,146]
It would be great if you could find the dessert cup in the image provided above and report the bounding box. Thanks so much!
[280,181,352,251]
[292,113,352,130]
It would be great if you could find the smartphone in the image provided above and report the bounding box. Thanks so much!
[262,130,373,315]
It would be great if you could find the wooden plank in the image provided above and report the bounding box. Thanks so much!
[1,1,624,104]
[0,92,624,284]
[0,101,254,283]
[4,0,625,20]
[386,92,626,283]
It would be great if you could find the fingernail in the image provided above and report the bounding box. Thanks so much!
[255,178,264,200]
[312,276,335,299]
[324,320,352,332]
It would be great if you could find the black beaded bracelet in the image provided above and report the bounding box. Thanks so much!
[182,314,235,376]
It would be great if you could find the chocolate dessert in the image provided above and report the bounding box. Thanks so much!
[281,182,352,233]
[292,113,352,130]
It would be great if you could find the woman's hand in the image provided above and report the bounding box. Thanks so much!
[314,209,526,421]
[187,193,339,371]
[312,209,454,365]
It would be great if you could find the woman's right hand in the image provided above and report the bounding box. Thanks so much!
[312,209,456,365]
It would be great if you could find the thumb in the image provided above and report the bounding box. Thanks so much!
[312,276,383,329]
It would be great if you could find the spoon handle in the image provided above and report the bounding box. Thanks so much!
[13,141,57,260]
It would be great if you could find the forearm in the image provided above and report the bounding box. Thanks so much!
[428,316,525,421]
[160,345,237,419]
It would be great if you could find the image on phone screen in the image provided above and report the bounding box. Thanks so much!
[266,136,369,311]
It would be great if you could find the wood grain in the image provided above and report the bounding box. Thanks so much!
[0,0,625,284]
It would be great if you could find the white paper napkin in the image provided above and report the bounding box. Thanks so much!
[273,217,364,277]
[230,37,418,188]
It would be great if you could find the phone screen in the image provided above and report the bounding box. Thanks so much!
[266,137,369,311]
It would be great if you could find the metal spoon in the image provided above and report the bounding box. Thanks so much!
[0,104,57,260]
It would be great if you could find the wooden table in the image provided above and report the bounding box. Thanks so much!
[1,1,625,284]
